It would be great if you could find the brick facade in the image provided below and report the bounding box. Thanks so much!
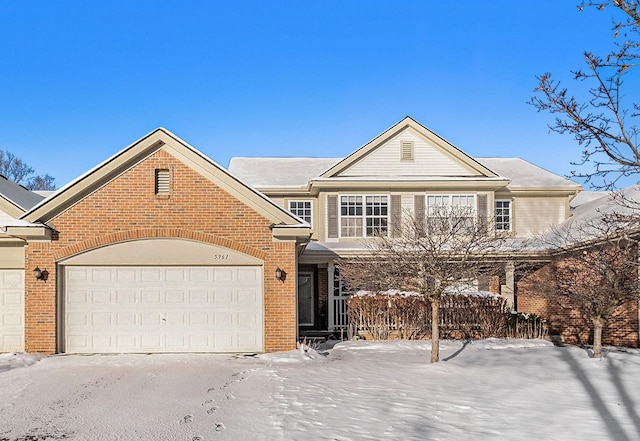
[25,149,299,353]
[517,263,639,348]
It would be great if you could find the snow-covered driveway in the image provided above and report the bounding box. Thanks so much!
[0,353,273,441]
[1,339,639,441]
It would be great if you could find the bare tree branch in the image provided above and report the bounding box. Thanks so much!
[339,207,510,363]
[531,1,640,190]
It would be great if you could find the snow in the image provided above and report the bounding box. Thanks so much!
[355,288,502,298]
[1,340,639,440]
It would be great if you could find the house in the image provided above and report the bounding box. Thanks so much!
[0,129,310,354]
[228,116,583,336]
[5,116,633,354]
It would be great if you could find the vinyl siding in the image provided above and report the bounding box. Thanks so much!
[514,197,567,237]
[338,128,477,177]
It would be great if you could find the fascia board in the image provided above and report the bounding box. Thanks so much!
[309,178,511,191]
[271,225,312,242]
[21,128,305,227]
[0,196,24,218]
[22,130,167,223]
[2,225,52,240]
[505,187,582,196]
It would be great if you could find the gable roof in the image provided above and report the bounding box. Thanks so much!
[229,157,341,188]
[0,174,44,217]
[22,128,310,232]
[320,116,499,178]
[477,158,581,190]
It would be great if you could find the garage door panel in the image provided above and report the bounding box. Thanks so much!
[116,312,136,326]
[116,291,136,304]
[64,266,263,353]
[141,269,162,282]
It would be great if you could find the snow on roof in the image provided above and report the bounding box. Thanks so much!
[570,190,610,211]
[228,156,580,189]
[228,157,341,188]
[0,175,44,211]
[477,158,580,188]
[536,184,640,246]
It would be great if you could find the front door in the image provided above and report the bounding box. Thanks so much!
[297,272,314,326]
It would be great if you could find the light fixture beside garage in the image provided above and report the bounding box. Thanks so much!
[33,267,49,282]
[275,267,287,282]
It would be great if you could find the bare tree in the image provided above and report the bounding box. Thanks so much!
[540,215,639,358]
[0,149,56,190]
[530,1,640,190]
[339,206,506,363]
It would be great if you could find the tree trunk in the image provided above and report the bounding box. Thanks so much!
[592,316,604,359]
[430,298,440,363]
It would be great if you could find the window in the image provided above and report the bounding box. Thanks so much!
[400,140,414,161]
[155,169,170,195]
[340,195,388,237]
[289,200,312,225]
[426,194,476,229]
[495,200,511,231]
[426,194,475,215]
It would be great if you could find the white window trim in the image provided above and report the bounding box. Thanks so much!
[495,199,512,232]
[338,194,389,238]
[288,200,313,225]
[425,194,477,215]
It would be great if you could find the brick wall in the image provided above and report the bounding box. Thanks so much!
[25,149,299,353]
[517,262,639,348]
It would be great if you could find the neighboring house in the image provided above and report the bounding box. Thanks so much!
[0,129,310,354]
[518,187,640,347]
[0,175,45,352]
[229,116,583,336]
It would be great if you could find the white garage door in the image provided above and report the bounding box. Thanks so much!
[0,269,25,352]
[64,266,263,353]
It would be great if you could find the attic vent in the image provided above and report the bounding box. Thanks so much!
[155,169,170,195]
[400,141,414,161]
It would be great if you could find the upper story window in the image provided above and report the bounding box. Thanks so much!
[289,200,312,225]
[426,194,476,229]
[495,200,511,231]
[340,195,388,237]
[426,194,475,215]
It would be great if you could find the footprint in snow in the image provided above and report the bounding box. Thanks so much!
[202,399,214,406]
[192,437,204,441]
[181,414,194,424]
[215,422,226,432]
[207,406,218,414]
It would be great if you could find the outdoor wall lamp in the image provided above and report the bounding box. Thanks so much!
[34,267,49,281]
[275,267,287,282]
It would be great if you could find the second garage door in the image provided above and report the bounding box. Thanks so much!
[64,266,263,353]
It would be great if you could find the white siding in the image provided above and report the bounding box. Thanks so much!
[338,128,478,177]
[514,197,566,237]
[401,194,415,215]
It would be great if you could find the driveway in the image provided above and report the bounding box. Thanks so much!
[0,353,273,441]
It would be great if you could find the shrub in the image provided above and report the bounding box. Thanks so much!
[347,290,522,340]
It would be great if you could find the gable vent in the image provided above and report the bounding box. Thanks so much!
[401,141,414,161]
[155,169,170,195]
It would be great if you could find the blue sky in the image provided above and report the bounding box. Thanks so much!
[0,1,631,188]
